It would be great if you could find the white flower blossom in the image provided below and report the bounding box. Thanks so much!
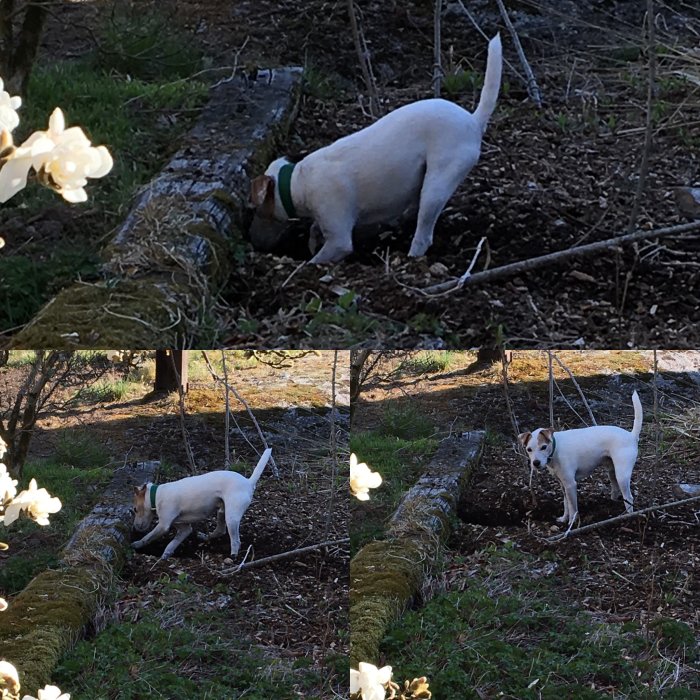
[3,478,61,526]
[0,660,19,694]
[350,662,392,700]
[0,78,22,133]
[21,685,70,700]
[0,435,6,459]
[0,107,112,204]
[0,464,18,503]
[350,453,382,501]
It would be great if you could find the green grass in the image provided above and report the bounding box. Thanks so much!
[378,403,435,441]
[381,546,700,698]
[0,23,208,332]
[75,379,134,404]
[397,351,456,376]
[0,447,112,594]
[350,431,437,551]
[55,577,335,700]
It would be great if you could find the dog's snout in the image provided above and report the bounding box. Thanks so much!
[533,459,541,468]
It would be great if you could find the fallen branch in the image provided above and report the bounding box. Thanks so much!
[494,0,542,107]
[552,353,597,426]
[222,537,350,574]
[546,493,700,542]
[414,219,700,296]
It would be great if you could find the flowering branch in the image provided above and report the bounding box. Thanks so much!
[0,436,67,700]
[0,75,113,248]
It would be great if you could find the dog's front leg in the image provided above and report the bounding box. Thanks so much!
[133,521,172,550]
[309,213,354,264]
[562,478,579,526]
[161,523,193,559]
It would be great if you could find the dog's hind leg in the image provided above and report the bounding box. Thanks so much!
[611,447,637,513]
[606,458,622,500]
[208,506,227,539]
[408,159,477,257]
[161,523,193,559]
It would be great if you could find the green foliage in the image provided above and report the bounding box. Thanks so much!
[398,351,455,376]
[303,65,345,100]
[55,599,326,699]
[382,548,700,698]
[76,379,133,404]
[0,249,99,329]
[54,432,112,470]
[442,69,480,97]
[97,7,203,81]
[350,432,437,550]
[379,404,434,441]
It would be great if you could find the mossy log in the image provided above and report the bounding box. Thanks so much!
[0,461,158,695]
[12,68,303,349]
[350,432,484,667]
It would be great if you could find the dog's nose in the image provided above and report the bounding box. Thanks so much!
[533,460,540,467]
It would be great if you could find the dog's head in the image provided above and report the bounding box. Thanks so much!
[133,483,154,532]
[250,157,293,221]
[518,428,556,469]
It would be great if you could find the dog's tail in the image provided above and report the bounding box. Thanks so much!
[631,390,643,440]
[472,34,502,134]
[248,447,273,488]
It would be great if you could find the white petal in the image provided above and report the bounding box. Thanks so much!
[90,145,113,178]
[0,155,33,203]
[59,186,88,203]
[48,108,65,134]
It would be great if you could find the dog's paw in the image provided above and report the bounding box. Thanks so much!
[132,540,144,550]
[555,515,567,524]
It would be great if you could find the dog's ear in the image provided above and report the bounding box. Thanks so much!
[250,174,274,207]
[541,428,555,441]
[134,484,146,495]
[517,431,531,446]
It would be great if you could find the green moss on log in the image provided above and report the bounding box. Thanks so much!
[350,539,430,667]
[0,567,111,695]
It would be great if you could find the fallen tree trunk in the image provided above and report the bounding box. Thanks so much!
[0,461,158,695]
[12,68,302,349]
[350,432,484,667]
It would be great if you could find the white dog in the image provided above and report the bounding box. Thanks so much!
[251,35,502,264]
[518,391,643,526]
[132,448,272,559]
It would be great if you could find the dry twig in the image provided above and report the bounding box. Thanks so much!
[223,537,350,574]
[547,494,700,542]
[412,219,700,296]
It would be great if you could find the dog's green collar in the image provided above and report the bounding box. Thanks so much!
[546,436,557,464]
[278,162,297,219]
[149,484,158,510]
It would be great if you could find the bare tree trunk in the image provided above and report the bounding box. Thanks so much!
[0,0,49,96]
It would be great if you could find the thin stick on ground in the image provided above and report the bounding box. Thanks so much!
[494,0,542,107]
[546,494,700,542]
[548,351,554,428]
[412,219,700,296]
[619,0,657,320]
[169,352,197,474]
[652,349,660,505]
[222,538,350,574]
[433,0,443,98]
[552,353,597,425]
[347,0,380,117]
[222,350,231,468]
[201,351,279,476]
[322,351,340,543]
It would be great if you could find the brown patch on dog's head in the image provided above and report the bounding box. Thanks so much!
[133,483,153,532]
[517,431,531,447]
[538,428,555,444]
[250,174,277,219]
